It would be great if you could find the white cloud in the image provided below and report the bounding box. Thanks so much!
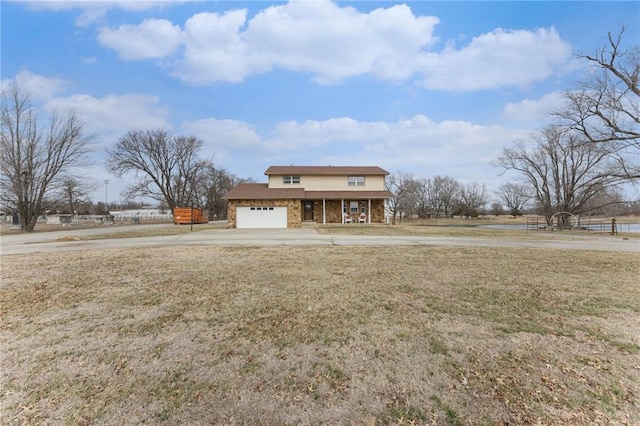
[97,1,440,85]
[272,118,390,147]
[181,118,261,161]
[75,8,109,27]
[503,91,566,123]
[98,19,182,60]
[2,71,168,135]
[24,1,174,11]
[24,1,189,26]
[175,113,528,187]
[255,115,527,185]
[1,70,70,101]
[416,28,572,91]
[93,2,573,90]
[241,1,438,84]
[46,93,171,135]
[177,10,264,84]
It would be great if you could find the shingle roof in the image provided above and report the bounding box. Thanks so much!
[224,183,306,200]
[304,190,393,199]
[264,166,389,176]
[224,183,392,200]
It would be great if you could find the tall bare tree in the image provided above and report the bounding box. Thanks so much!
[412,177,433,219]
[60,177,96,215]
[107,129,207,211]
[497,182,533,217]
[198,164,252,221]
[431,175,460,218]
[457,182,487,218]
[386,172,418,225]
[581,185,627,217]
[556,27,639,179]
[0,85,91,231]
[496,126,621,225]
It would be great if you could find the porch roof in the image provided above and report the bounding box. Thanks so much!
[224,184,392,201]
[304,190,393,199]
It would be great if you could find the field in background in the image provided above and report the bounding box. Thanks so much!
[1,245,639,424]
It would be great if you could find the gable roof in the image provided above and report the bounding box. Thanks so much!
[265,166,389,176]
[224,183,305,200]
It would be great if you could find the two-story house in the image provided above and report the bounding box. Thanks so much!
[224,166,393,228]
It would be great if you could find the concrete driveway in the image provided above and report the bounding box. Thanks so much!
[1,224,638,255]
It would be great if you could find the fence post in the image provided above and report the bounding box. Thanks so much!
[611,218,617,235]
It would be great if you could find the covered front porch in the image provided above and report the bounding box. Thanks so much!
[302,198,386,224]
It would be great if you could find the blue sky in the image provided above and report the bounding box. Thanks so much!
[2,1,639,204]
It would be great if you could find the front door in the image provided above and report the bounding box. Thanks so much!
[304,201,314,221]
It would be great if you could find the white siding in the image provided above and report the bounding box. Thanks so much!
[268,175,385,190]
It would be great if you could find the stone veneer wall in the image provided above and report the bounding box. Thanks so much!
[369,199,386,223]
[227,199,302,228]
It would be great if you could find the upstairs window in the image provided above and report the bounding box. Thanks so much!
[283,176,301,184]
[348,176,365,187]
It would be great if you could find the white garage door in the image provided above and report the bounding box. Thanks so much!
[236,206,288,228]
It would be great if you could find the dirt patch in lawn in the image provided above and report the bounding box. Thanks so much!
[1,246,638,424]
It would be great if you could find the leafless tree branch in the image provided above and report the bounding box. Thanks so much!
[0,84,91,231]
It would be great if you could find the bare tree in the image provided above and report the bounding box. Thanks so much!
[0,85,91,231]
[581,185,627,217]
[431,175,460,218]
[107,129,207,211]
[457,182,488,218]
[488,202,505,216]
[496,126,622,225]
[497,182,533,217]
[555,27,639,179]
[59,177,96,215]
[199,164,252,221]
[386,172,418,225]
[411,177,433,219]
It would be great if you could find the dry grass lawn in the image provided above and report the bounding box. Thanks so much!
[1,245,639,425]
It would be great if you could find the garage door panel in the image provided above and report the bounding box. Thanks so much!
[236,206,287,228]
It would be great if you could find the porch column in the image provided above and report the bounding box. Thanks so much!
[368,199,371,223]
[341,199,345,223]
[322,199,326,224]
